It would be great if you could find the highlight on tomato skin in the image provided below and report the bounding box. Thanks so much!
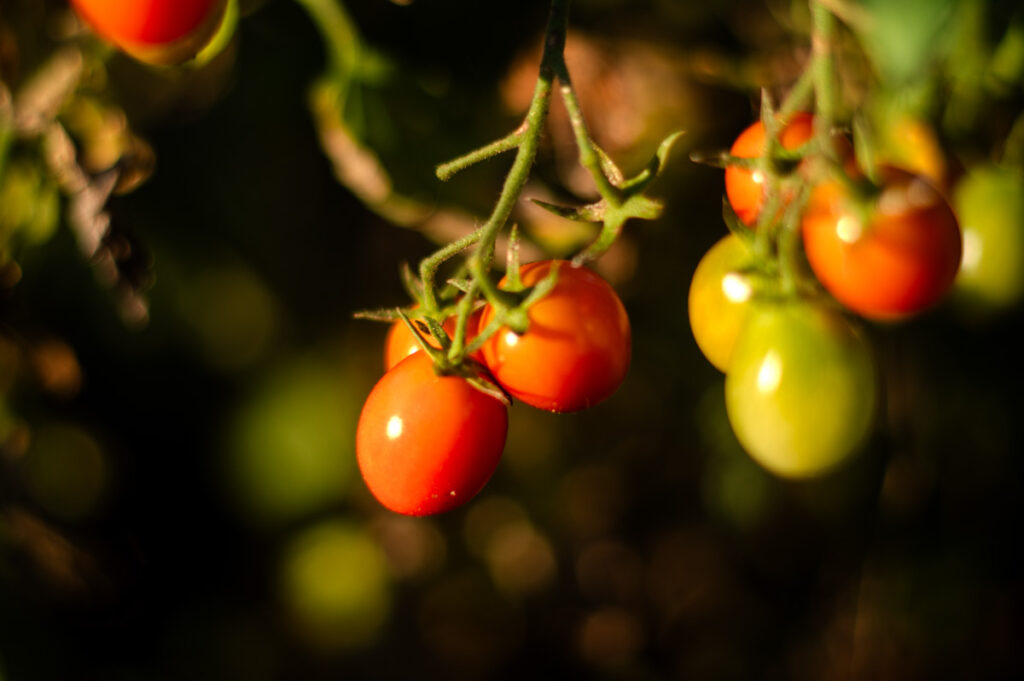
[725,111,815,226]
[725,298,878,479]
[479,260,631,413]
[801,166,962,321]
[70,0,228,65]
[356,352,508,517]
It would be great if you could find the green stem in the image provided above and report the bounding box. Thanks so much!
[778,66,816,118]
[436,128,525,181]
[294,0,361,79]
[811,0,838,159]
[553,60,622,205]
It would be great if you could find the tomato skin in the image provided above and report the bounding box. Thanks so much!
[356,352,508,516]
[802,167,962,320]
[70,0,227,65]
[479,260,631,413]
[952,165,1024,312]
[688,234,755,372]
[725,299,877,478]
[725,112,815,226]
[384,309,483,371]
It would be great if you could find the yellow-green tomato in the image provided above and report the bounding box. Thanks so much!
[725,299,877,478]
[688,234,755,372]
[953,164,1024,312]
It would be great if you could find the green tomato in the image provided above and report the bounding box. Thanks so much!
[725,299,877,478]
[688,234,755,372]
[952,164,1024,313]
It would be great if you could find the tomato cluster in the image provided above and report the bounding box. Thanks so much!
[358,260,630,515]
[690,111,965,478]
[70,0,227,65]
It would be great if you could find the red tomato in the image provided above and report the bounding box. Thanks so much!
[70,0,227,65]
[356,352,508,516]
[384,308,483,371]
[725,112,815,226]
[479,260,631,413]
[801,167,962,320]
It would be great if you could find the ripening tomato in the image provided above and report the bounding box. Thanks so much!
[952,164,1024,313]
[356,352,508,516]
[479,260,631,413]
[725,298,877,478]
[725,112,815,226]
[384,308,483,370]
[688,234,756,372]
[70,0,227,65]
[801,167,962,320]
[875,116,948,191]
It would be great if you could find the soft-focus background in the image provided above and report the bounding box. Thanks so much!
[2,0,1023,679]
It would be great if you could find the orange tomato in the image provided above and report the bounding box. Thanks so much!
[801,167,962,320]
[384,308,483,370]
[479,260,631,413]
[725,112,815,226]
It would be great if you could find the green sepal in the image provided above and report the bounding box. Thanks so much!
[620,130,684,195]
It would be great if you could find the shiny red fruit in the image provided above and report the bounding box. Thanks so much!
[356,353,508,516]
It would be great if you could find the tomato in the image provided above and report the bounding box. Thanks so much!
[801,167,962,320]
[479,260,631,413]
[725,298,877,478]
[875,116,948,191]
[687,234,756,372]
[952,164,1024,313]
[725,112,815,226]
[70,0,227,65]
[384,308,483,371]
[356,352,508,516]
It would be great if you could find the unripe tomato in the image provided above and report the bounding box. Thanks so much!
[70,0,227,65]
[384,308,483,371]
[687,234,755,372]
[356,352,508,516]
[725,112,815,226]
[801,167,962,320]
[725,299,877,478]
[952,164,1024,313]
[479,260,631,413]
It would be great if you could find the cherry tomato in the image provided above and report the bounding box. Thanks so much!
[725,112,815,226]
[952,164,1024,313]
[875,116,948,191]
[70,0,227,65]
[384,308,483,371]
[356,352,508,516]
[688,234,756,372]
[801,167,962,320]
[725,298,877,478]
[479,260,631,413]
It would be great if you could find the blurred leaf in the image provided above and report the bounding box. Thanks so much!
[858,0,957,85]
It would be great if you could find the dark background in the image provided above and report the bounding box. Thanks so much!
[2,1,1023,679]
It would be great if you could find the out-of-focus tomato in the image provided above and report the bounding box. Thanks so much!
[801,167,962,320]
[688,234,756,372]
[725,299,877,478]
[70,0,227,65]
[875,116,948,191]
[479,260,631,413]
[725,112,815,226]
[952,164,1024,312]
[384,308,483,371]
[356,353,508,516]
